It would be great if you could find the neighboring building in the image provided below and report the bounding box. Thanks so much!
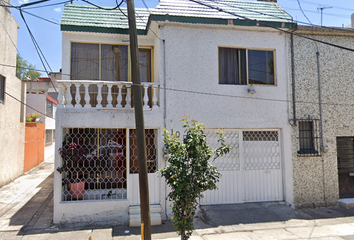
[54,0,296,225]
[291,25,354,208]
[0,0,26,187]
[24,77,58,162]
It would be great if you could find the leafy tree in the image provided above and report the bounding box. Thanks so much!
[160,116,231,240]
[16,54,41,80]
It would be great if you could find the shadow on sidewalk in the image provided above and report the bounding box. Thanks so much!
[196,202,354,228]
[12,172,54,236]
[12,174,354,239]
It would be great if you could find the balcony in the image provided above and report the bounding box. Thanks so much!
[57,80,160,110]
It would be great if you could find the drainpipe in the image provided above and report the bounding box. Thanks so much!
[290,32,297,126]
[163,39,167,129]
[162,38,168,218]
[316,51,327,206]
[316,52,324,150]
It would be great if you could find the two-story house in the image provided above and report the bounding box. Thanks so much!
[54,0,296,225]
[291,25,354,208]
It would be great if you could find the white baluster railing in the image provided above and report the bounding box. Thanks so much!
[143,85,149,109]
[96,82,103,108]
[125,84,132,108]
[74,82,81,107]
[56,80,159,110]
[65,82,73,108]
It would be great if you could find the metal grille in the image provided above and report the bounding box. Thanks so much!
[59,128,157,201]
[129,129,157,174]
[297,118,321,157]
[243,131,281,170]
[205,130,240,171]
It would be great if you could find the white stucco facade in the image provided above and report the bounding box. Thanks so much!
[0,4,25,187]
[54,18,295,224]
[159,22,294,206]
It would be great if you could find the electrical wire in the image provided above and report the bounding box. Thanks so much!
[19,8,58,92]
[4,91,55,120]
[297,0,312,24]
[81,0,123,10]
[185,0,354,34]
[21,9,60,25]
[188,0,354,53]
[0,15,21,56]
[24,0,71,10]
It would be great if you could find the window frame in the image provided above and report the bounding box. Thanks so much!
[70,42,154,82]
[218,46,276,86]
[46,99,53,117]
[297,119,321,157]
[0,75,5,104]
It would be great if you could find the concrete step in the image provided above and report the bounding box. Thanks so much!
[129,212,162,227]
[339,198,354,209]
[129,204,162,227]
[129,204,162,215]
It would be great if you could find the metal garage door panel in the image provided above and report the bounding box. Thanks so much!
[200,130,283,205]
[243,131,283,202]
[200,130,243,204]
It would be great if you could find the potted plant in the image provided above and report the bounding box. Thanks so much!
[26,113,41,123]
[57,142,87,200]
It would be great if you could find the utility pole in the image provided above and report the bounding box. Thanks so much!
[126,0,151,239]
[317,5,332,26]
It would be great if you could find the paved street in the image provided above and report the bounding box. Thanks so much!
[2,161,354,239]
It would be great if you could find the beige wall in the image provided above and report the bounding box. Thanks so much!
[291,26,354,207]
[0,5,25,187]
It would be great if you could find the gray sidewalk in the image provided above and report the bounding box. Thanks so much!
[2,162,354,240]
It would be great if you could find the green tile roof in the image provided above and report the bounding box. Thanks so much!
[61,0,296,34]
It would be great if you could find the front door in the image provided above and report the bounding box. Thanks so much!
[337,137,354,198]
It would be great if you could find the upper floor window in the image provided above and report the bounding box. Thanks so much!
[46,99,53,117]
[219,47,275,85]
[0,75,5,104]
[71,43,152,82]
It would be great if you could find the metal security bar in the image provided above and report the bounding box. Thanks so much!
[59,128,157,201]
[243,131,281,170]
[297,118,321,157]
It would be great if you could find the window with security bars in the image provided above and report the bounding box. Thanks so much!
[297,120,321,156]
[59,128,157,201]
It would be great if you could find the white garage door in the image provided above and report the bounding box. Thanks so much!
[200,130,283,204]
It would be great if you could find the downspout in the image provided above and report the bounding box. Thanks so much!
[290,32,297,126]
[163,39,167,129]
[316,51,327,206]
[316,51,324,150]
[162,38,168,218]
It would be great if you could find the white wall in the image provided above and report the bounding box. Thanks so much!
[54,21,295,223]
[55,29,164,223]
[158,23,294,206]
[26,93,46,118]
[0,6,25,187]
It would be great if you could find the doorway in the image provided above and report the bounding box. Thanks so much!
[337,137,354,198]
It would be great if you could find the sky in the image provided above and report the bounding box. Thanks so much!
[7,0,354,77]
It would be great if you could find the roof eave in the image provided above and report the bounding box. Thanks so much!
[60,14,297,35]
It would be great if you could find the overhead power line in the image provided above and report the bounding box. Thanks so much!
[5,91,55,120]
[24,0,71,10]
[188,0,354,53]
[19,8,58,92]
[296,0,312,24]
